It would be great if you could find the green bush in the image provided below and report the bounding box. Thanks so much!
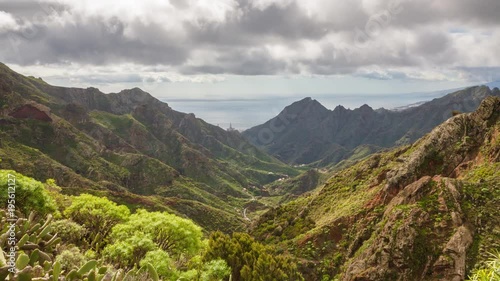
[178,269,199,280]
[110,209,203,256]
[103,234,157,269]
[140,249,178,279]
[52,219,85,246]
[200,259,231,281]
[0,169,57,216]
[205,231,304,281]
[55,246,87,272]
[64,194,130,247]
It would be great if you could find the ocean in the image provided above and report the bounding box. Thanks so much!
[160,91,452,131]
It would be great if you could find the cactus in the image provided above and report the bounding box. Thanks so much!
[1,210,163,281]
[143,263,159,281]
[15,254,30,270]
[1,212,83,281]
[1,212,59,265]
[52,261,61,281]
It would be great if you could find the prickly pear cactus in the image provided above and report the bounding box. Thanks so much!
[1,211,159,281]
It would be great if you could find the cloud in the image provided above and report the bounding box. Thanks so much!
[0,11,19,32]
[0,0,499,82]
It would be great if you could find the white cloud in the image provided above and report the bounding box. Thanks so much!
[0,11,19,32]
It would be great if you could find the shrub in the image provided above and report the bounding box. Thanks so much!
[55,246,87,272]
[103,234,157,269]
[200,259,231,281]
[51,219,85,246]
[64,194,130,247]
[205,231,304,281]
[0,170,57,216]
[110,209,203,256]
[140,249,178,280]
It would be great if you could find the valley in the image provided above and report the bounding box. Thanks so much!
[1,65,499,280]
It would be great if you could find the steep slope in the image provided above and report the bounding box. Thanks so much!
[251,96,500,280]
[243,87,500,166]
[0,63,299,232]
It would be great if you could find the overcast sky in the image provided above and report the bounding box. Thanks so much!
[1,0,499,99]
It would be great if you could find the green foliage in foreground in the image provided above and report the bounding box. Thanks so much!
[468,251,500,281]
[109,209,203,256]
[0,170,57,217]
[0,169,301,280]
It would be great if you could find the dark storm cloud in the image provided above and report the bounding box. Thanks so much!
[183,1,337,48]
[413,31,450,55]
[0,0,499,80]
[0,15,189,65]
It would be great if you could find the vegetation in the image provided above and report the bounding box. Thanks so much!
[468,251,500,281]
[64,194,130,250]
[0,62,303,233]
[205,232,304,281]
[1,65,499,280]
[0,170,57,217]
[0,169,301,280]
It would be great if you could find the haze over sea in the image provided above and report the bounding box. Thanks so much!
[162,91,450,130]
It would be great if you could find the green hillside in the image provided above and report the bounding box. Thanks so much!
[251,96,500,280]
[0,63,300,232]
[1,64,499,280]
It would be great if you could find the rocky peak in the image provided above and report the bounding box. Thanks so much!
[333,105,347,111]
[358,104,373,111]
[111,87,158,106]
[283,97,329,116]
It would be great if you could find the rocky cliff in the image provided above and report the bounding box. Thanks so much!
[251,96,500,280]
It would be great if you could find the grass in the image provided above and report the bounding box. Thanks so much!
[90,111,140,133]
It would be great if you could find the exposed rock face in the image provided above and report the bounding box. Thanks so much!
[433,225,474,281]
[385,96,500,193]
[252,96,500,281]
[343,176,474,281]
[243,87,500,166]
[9,104,52,122]
[341,97,500,281]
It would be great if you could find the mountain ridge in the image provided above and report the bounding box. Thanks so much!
[251,96,500,280]
[243,86,500,166]
[0,63,300,232]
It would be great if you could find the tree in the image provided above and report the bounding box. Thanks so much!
[110,209,203,256]
[64,194,130,248]
[205,231,304,281]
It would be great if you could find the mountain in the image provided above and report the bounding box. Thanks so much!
[251,96,500,280]
[0,63,300,232]
[243,86,500,167]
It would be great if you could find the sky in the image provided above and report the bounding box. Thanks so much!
[0,0,499,106]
